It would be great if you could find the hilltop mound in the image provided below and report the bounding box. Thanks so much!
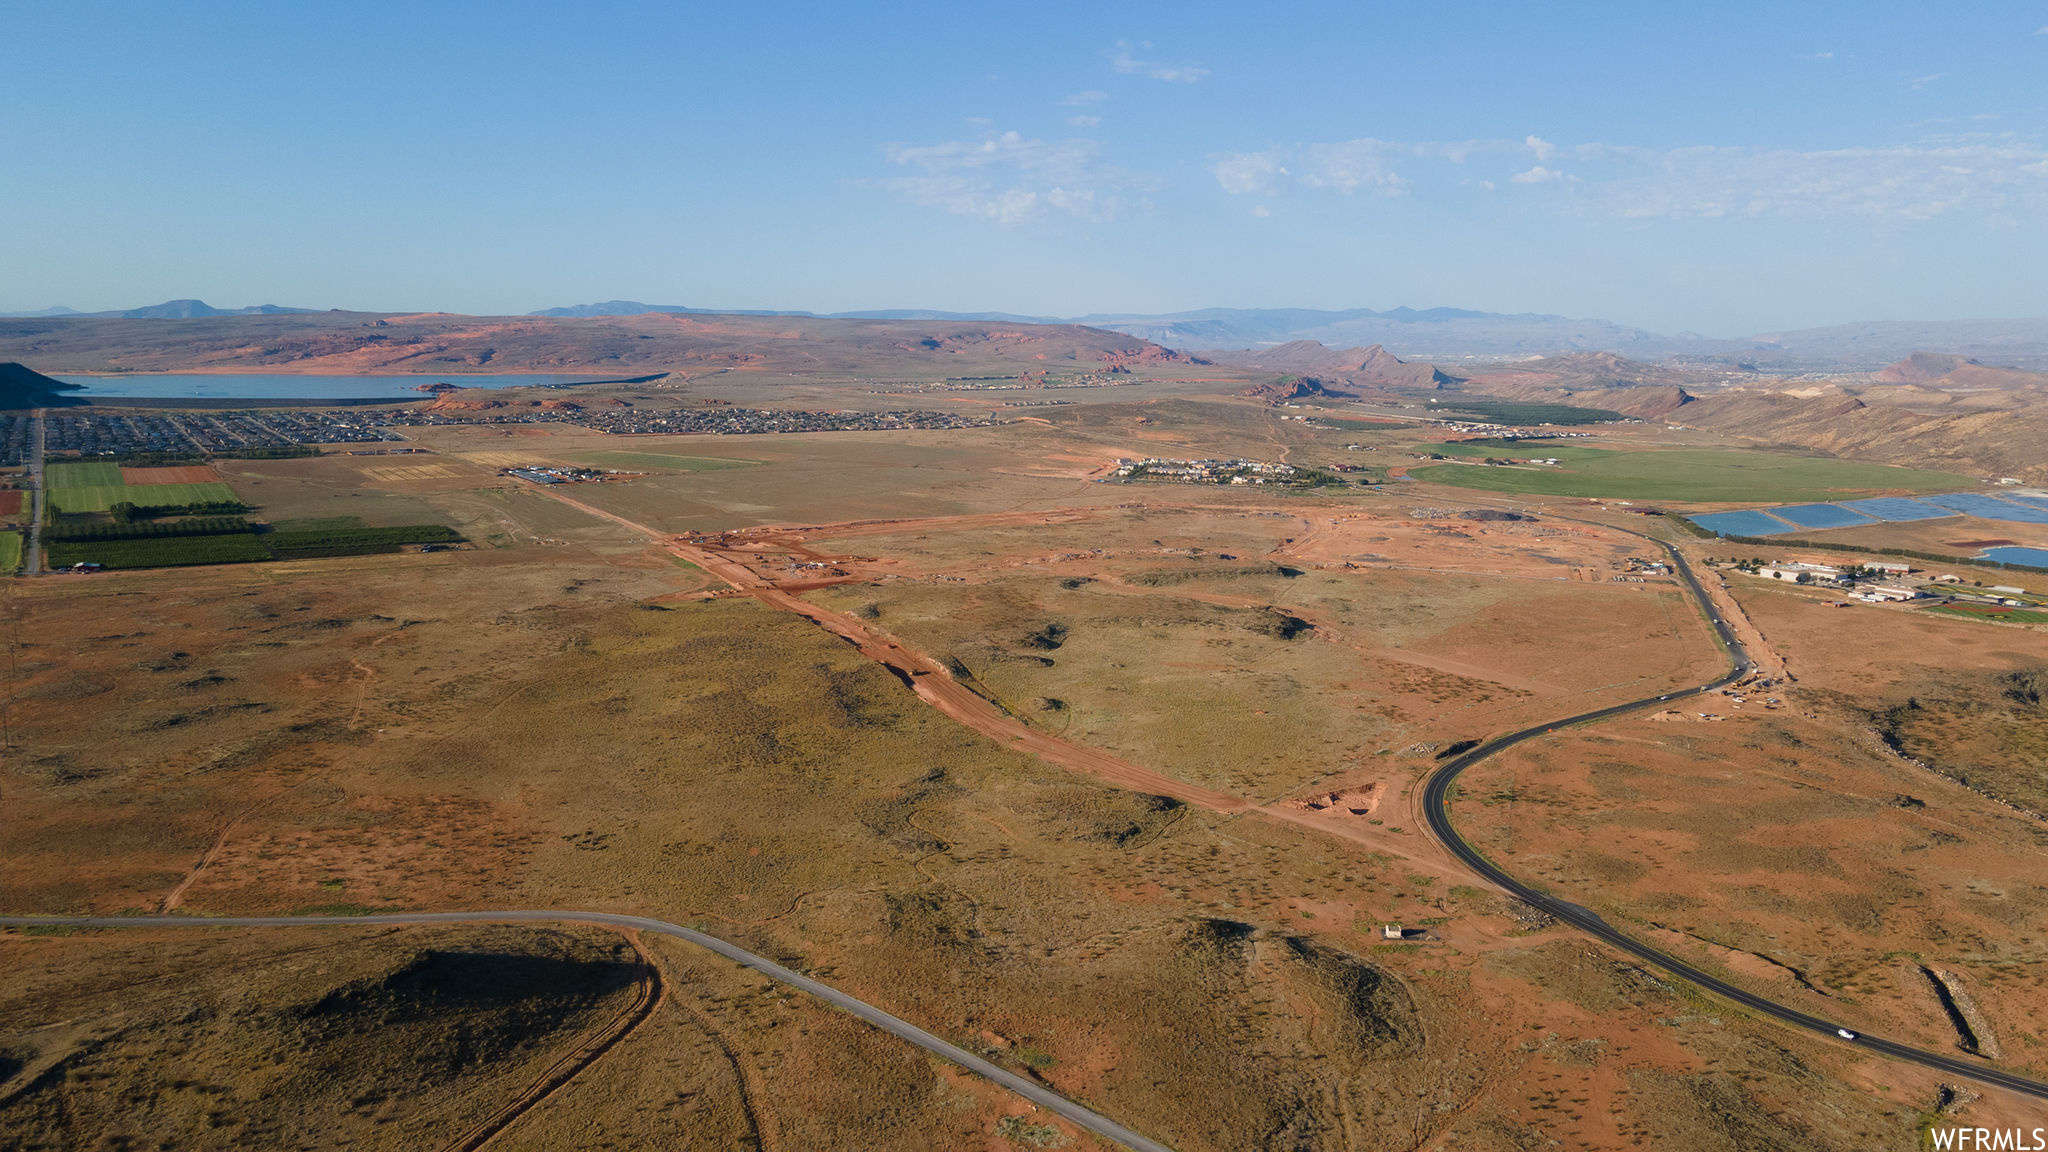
[1203,341,1455,389]
[1451,351,1700,419]
[0,362,86,408]
[0,926,646,1147]
[1241,375,1356,402]
[1874,352,2048,391]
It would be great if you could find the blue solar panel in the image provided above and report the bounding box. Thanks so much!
[2000,494,2048,513]
[1921,493,2048,524]
[1770,503,1879,529]
[1837,497,1956,522]
[1690,510,1799,537]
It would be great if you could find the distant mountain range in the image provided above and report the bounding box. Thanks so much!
[13,299,2048,370]
[0,300,319,319]
[526,301,1652,355]
[528,300,1057,324]
[527,301,2048,369]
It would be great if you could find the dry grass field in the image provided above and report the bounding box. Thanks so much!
[4,404,2042,1148]
[800,502,1720,804]
[0,555,1937,1150]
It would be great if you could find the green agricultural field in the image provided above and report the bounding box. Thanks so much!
[1408,448,1974,503]
[0,531,20,572]
[48,481,241,514]
[1424,398,1624,425]
[1423,440,1613,463]
[1925,603,2048,625]
[264,523,461,559]
[48,534,272,570]
[46,461,123,487]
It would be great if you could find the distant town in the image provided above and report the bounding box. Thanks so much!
[0,404,1001,463]
[1103,457,1334,487]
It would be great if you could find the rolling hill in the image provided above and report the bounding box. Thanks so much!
[0,311,1192,377]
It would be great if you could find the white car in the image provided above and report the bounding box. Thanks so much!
[1837,1028,1858,1040]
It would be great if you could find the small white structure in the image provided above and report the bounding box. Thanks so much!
[1867,561,1913,575]
[1381,924,1405,940]
[1856,583,1921,602]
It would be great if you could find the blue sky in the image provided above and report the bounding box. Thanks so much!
[5,0,2046,333]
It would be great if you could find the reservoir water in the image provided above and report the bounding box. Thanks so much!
[54,373,611,400]
[1978,546,2048,568]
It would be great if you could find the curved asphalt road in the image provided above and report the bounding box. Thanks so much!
[1422,535,2048,1102]
[0,909,1176,1152]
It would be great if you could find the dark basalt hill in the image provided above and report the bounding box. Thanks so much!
[0,362,86,408]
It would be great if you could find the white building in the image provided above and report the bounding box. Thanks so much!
[1856,583,1921,602]
[1758,562,1843,583]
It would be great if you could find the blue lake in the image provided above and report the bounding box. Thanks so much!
[55,373,608,400]
[1979,547,2048,568]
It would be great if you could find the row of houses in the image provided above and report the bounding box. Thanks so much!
[1109,457,1301,485]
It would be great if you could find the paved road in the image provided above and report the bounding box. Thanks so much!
[22,409,45,575]
[1421,535,2048,1102]
[0,910,1177,1152]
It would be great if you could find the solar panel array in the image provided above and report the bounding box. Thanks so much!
[1690,510,1799,537]
[1836,496,1956,522]
[1689,490,2048,536]
[1770,503,1879,529]
[1920,493,2048,524]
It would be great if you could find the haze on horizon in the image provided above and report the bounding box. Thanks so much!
[6,0,2046,335]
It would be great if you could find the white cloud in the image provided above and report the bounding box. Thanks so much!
[1062,90,1110,106]
[883,131,1150,226]
[1252,204,1270,218]
[1579,142,2048,221]
[1908,72,1943,90]
[1110,41,1208,83]
[1211,134,2048,223]
[1210,138,1444,198]
[1296,140,1412,194]
[2036,25,2048,34]
[1067,114,1101,127]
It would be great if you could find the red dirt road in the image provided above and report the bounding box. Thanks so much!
[535,487,1249,813]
